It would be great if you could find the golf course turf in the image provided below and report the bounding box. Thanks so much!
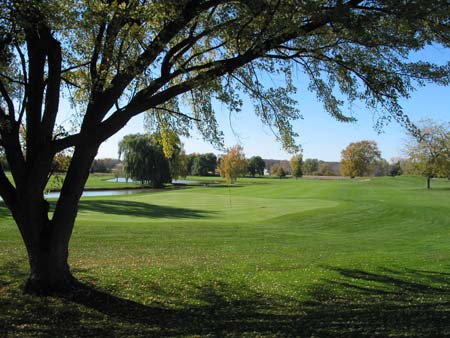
[1,176,450,337]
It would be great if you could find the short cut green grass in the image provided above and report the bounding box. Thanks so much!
[1,176,450,337]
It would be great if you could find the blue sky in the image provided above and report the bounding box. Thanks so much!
[96,46,450,162]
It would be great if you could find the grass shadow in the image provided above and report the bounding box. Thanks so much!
[76,199,213,219]
[0,202,12,220]
[1,263,450,337]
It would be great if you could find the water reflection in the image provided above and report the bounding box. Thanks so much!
[44,189,154,199]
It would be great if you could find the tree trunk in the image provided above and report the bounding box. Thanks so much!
[426,176,431,190]
[24,237,76,294]
[12,208,77,295]
[12,145,100,295]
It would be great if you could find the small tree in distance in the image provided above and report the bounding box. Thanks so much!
[389,161,403,177]
[111,163,125,182]
[247,156,266,177]
[303,159,320,175]
[341,141,382,178]
[290,154,303,179]
[271,163,287,179]
[219,145,247,184]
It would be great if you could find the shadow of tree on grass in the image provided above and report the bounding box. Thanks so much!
[0,202,12,220]
[1,262,450,337]
[76,199,213,219]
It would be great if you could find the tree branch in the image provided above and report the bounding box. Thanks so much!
[93,1,348,143]
[42,35,62,141]
[90,23,106,82]
[87,0,224,124]
[0,79,15,121]
[0,72,25,85]
[0,163,17,209]
[24,25,47,160]
[153,106,200,122]
[61,61,91,74]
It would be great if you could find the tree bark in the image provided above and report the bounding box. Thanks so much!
[12,195,77,295]
[24,233,76,295]
[426,176,431,190]
[9,144,100,295]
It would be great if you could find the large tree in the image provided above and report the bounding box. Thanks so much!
[0,0,449,294]
[118,134,171,188]
[340,140,382,178]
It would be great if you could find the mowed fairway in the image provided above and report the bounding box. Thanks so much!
[1,176,450,337]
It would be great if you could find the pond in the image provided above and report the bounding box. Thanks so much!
[44,189,154,199]
[0,179,221,202]
[0,189,153,201]
[106,177,134,183]
[107,178,221,185]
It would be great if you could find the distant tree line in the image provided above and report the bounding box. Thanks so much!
[338,140,405,179]
[336,121,450,190]
[50,131,450,190]
[90,158,121,173]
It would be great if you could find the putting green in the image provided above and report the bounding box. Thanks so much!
[76,190,338,224]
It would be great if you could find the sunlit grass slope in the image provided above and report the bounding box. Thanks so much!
[1,176,450,337]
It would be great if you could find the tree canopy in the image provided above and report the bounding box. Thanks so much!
[290,154,303,178]
[219,144,247,183]
[303,158,319,175]
[190,153,217,176]
[247,156,265,177]
[119,134,172,187]
[0,0,450,294]
[340,140,382,178]
[271,163,287,179]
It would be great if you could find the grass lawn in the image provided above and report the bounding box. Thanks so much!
[1,176,450,337]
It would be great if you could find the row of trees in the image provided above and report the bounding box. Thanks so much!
[90,158,121,173]
[338,120,450,189]
[340,141,412,178]
[113,138,410,185]
[218,145,305,182]
[116,136,293,186]
[56,124,450,189]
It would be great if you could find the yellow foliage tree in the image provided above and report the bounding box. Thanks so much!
[219,145,247,184]
[341,141,381,178]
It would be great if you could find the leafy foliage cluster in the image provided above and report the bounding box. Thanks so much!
[290,154,303,178]
[303,158,319,175]
[340,140,381,178]
[118,134,171,188]
[247,156,266,177]
[189,153,217,176]
[218,144,247,183]
[403,119,450,188]
[271,163,288,179]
